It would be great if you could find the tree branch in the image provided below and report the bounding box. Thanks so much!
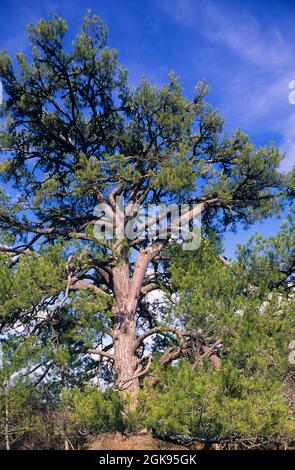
[69,279,111,299]
[133,325,189,352]
[87,348,114,360]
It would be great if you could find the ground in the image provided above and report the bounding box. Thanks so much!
[83,432,295,451]
[84,432,197,451]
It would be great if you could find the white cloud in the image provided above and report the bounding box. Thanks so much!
[200,2,292,67]
[161,0,295,171]
[163,0,292,67]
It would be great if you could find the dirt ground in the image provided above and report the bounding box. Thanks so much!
[85,432,195,450]
[84,432,295,451]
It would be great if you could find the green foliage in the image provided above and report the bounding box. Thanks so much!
[160,218,295,445]
[169,241,243,332]
[61,386,123,435]
[142,361,294,444]
[236,209,295,292]
[169,227,294,365]
[0,10,293,449]
[0,244,65,317]
[0,11,287,249]
[0,340,39,449]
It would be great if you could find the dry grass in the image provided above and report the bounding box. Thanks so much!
[85,432,191,451]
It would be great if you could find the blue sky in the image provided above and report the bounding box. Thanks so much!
[0,0,294,257]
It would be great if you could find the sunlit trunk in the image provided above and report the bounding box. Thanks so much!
[113,315,139,413]
[112,261,140,414]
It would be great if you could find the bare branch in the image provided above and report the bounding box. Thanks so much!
[140,282,160,296]
[118,354,153,390]
[69,279,111,299]
[219,255,231,266]
[133,325,189,352]
[87,348,114,360]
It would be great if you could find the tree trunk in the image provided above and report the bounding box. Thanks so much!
[112,259,141,414]
[113,315,139,414]
[64,438,70,451]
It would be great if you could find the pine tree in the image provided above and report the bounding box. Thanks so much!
[0,339,37,449]
[142,214,294,447]
[0,11,291,413]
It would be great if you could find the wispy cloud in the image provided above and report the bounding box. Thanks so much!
[200,2,292,67]
[161,0,295,171]
[163,0,292,67]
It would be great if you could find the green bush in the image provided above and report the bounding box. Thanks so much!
[61,386,124,435]
[142,361,294,445]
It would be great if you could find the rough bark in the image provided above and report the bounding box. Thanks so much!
[111,260,141,412]
[113,316,139,411]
